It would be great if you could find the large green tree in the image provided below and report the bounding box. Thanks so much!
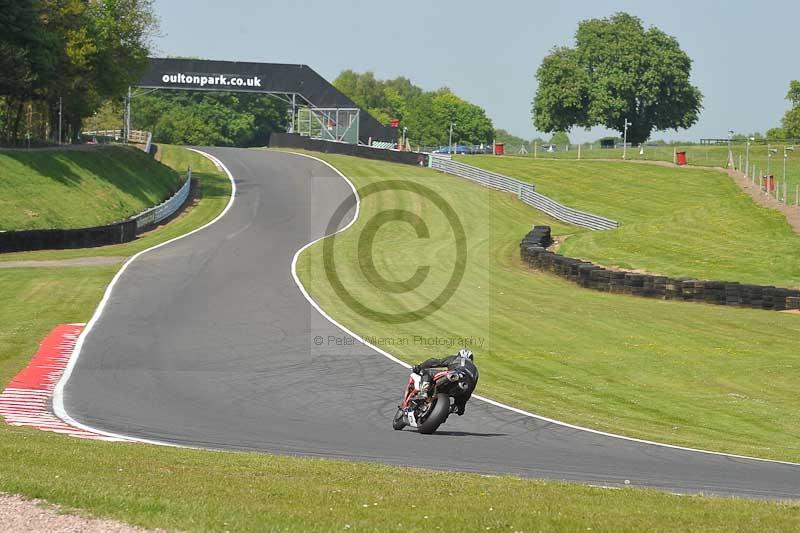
[334,70,494,146]
[132,91,287,147]
[781,80,800,139]
[402,88,494,146]
[532,12,703,145]
[42,0,157,141]
[0,0,57,141]
[0,0,158,143]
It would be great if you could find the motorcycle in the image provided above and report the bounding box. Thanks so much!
[392,368,470,434]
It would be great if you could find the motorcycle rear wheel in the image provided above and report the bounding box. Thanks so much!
[417,393,450,434]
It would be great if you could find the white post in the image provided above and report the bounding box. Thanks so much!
[623,118,629,160]
[783,152,787,203]
[58,96,62,145]
[126,86,132,143]
[578,143,581,160]
[745,140,751,177]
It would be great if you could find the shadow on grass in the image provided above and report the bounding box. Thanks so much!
[4,146,181,206]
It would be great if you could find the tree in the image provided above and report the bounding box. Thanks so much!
[781,80,800,139]
[0,0,159,143]
[549,131,570,146]
[532,12,703,145]
[0,0,57,141]
[43,0,158,141]
[334,70,494,146]
[403,88,493,146]
[333,70,391,124]
[132,91,287,147]
[766,127,787,141]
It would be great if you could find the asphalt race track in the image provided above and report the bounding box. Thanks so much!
[63,148,800,499]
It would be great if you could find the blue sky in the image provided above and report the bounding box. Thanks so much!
[152,0,799,143]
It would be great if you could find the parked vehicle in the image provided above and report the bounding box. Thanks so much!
[432,145,470,155]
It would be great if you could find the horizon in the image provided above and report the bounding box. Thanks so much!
[151,0,800,143]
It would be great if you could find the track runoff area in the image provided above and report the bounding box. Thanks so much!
[43,147,799,499]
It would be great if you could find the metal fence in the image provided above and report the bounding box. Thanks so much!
[131,167,192,233]
[493,141,800,206]
[82,129,151,152]
[429,156,618,230]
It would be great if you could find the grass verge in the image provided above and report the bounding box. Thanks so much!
[0,145,230,263]
[461,155,800,287]
[2,420,800,531]
[509,143,800,198]
[1,147,798,530]
[294,152,800,463]
[0,146,181,231]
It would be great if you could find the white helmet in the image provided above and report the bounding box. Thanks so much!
[457,348,474,361]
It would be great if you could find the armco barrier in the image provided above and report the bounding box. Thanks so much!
[0,170,192,254]
[430,156,618,231]
[269,133,428,166]
[133,168,192,233]
[520,227,800,312]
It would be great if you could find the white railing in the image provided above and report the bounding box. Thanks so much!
[131,167,192,232]
[429,156,619,230]
[82,129,152,153]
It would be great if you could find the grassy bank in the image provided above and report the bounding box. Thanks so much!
[505,143,800,197]
[0,146,229,263]
[461,156,800,288]
[295,153,800,462]
[0,146,181,231]
[0,147,798,530]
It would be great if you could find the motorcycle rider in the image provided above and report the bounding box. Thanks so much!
[411,348,478,416]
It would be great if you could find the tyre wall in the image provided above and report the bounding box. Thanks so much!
[520,227,800,311]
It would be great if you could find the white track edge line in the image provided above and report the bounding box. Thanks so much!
[284,150,800,469]
[51,148,236,447]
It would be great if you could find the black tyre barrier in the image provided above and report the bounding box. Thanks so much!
[1,175,194,254]
[269,133,428,167]
[520,226,800,312]
[0,220,137,253]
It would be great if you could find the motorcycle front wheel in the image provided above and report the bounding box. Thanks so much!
[392,408,406,430]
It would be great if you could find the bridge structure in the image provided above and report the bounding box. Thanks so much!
[128,57,396,145]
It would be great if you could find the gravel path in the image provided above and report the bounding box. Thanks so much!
[727,168,800,233]
[0,493,160,532]
[0,256,125,269]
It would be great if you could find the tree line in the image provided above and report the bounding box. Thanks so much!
[333,70,494,147]
[130,91,287,147]
[0,0,159,145]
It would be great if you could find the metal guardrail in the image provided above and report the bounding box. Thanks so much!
[131,167,192,233]
[82,129,152,153]
[429,156,619,230]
